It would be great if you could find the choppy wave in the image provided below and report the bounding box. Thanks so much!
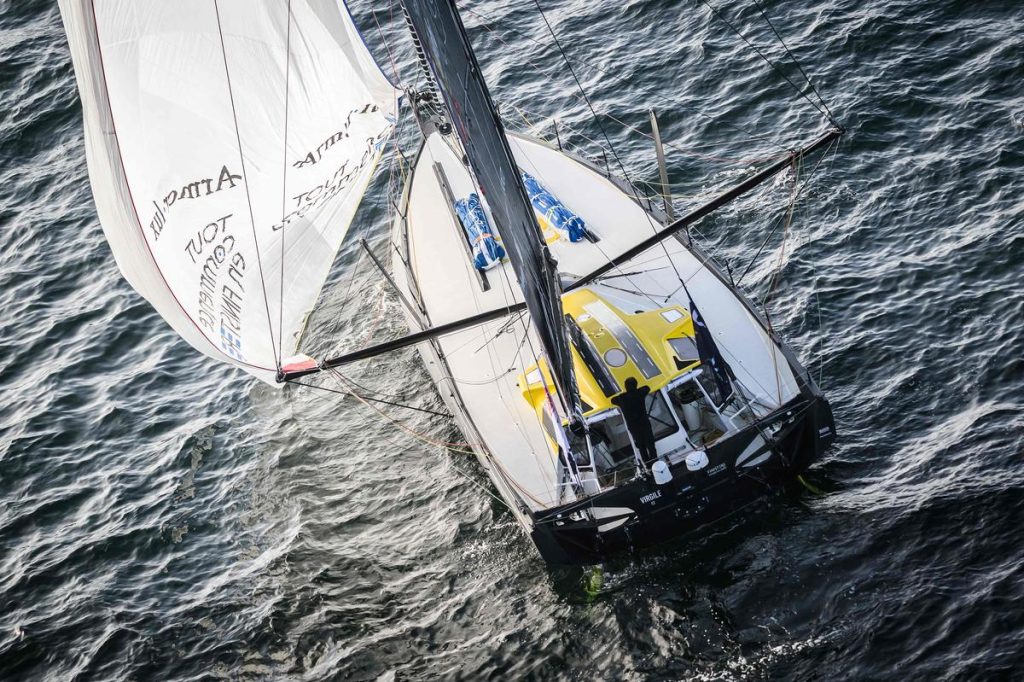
[1,0,1022,678]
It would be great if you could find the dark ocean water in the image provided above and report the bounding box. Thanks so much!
[2,0,1023,679]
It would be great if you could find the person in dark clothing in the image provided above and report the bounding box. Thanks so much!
[611,377,658,462]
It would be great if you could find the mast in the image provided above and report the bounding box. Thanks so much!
[400,0,583,422]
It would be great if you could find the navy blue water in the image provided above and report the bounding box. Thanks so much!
[2,0,1022,678]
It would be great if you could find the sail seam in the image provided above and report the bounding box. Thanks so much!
[278,0,293,367]
[213,0,281,370]
[86,0,276,374]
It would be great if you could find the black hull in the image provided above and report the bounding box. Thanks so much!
[529,395,835,565]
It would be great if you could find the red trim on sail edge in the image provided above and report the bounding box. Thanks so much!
[280,356,318,373]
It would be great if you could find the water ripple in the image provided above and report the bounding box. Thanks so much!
[2,0,1023,679]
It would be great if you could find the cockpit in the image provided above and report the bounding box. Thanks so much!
[543,367,746,493]
[520,288,761,501]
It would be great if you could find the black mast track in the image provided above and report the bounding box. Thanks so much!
[279,127,841,382]
[400,0,582,419]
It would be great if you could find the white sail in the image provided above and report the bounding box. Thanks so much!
[60,0,399,384]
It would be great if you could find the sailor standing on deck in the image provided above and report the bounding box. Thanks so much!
[612,377,658,462]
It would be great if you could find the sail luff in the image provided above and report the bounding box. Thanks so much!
[400,0,582,419]
[60,0,400,386]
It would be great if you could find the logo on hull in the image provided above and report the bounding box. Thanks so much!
[640,490,662,505]
[707,463,727,476]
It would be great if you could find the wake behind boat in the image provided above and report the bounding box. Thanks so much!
[60,0,841,565]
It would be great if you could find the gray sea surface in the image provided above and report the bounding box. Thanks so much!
[2,0,1023,679]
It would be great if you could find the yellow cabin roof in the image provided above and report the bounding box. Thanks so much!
[517,288,701,419]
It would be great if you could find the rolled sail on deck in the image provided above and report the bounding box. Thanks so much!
[59,0,399,384]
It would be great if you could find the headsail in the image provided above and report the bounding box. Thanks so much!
[401,0,581,419]
[59,0,399,385]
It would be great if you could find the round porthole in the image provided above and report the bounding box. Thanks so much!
[604,348,627,367]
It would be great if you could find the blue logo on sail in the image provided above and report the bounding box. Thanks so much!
[454,192,506,271]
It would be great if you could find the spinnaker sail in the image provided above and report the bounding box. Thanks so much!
[59,0,399,385]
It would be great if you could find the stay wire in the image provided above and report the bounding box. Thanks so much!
[277,0,293,367]
[462,5,786,152]
[466,10,785,164]
[734,136,837,286]
[697,0,834,125]
[751,0,837,125]
[287,377,452,418]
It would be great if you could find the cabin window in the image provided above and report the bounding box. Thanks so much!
[668,336,700,368]
[645,391,679,440]
[661,309,684,323]
[603,347,627,367]
[587,414,636,470]
[668,374,729,445]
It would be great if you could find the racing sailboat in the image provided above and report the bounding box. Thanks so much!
[61,0,839,564]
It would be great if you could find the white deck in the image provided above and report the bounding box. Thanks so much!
[391,131,799,512]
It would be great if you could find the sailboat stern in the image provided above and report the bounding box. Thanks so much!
[527,393,834,565]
